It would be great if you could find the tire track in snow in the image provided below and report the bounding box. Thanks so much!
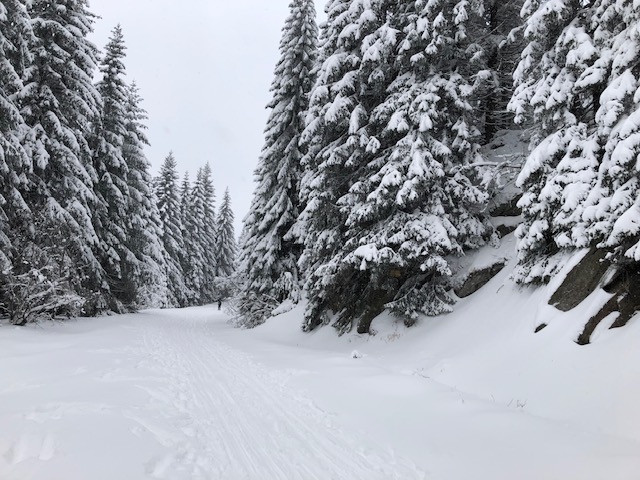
[133,312,426,480]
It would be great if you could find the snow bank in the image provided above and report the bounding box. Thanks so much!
[236,246,640,479]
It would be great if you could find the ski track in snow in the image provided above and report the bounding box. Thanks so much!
[127,312,426,480]
[2,304,640,479]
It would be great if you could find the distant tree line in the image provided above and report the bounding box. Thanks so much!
[155,153,237,307]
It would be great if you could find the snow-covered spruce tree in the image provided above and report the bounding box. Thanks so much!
[196,163,217,303]
[474,0,525,143]
[179,171,195,298]
[21,0,106,314]
[353,0,487,328]
[366,0,492,327]
[0,1,89,323]
[508,0,640,283]
[238,0,317,325]
[212,188,237,303]
[122,82,169,307]
[0,0,32,272]
[184,165,217,304]
[215,188,237,277]
[297,0,402,333]
[589,3,640,264]
[155,153,190,306]
[300,0,492,334]
[180,171,204,304]
[91,25,139,310]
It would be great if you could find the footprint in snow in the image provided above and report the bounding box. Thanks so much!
[4,432,56,465]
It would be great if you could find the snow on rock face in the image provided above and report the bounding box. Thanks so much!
[454,261,506,298]
[548,247,610,312]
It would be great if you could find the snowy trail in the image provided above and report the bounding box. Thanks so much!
[3,303,640,479]
[132,309,425,479]
[0,309,424,480]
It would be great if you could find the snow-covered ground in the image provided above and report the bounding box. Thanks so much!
[2,253,640,479]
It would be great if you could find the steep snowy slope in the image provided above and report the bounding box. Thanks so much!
[233,234,640,480]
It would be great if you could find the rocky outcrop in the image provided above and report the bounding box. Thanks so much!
[489,195,522,217]
[455,262,506,298]
[546,247,640,344]
[548,248,611,312]
[576,266,640,345]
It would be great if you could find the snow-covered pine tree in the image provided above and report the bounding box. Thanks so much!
[179,171,194,302]
[215,188,237,277]
[474,0,525,143]
[181,166,215,304]
[299,0,492,334]
[509,0,618,283]
[92,25,139,310]
[238,0,317,325]
[0,0,32,272]
[122,82,169,307]
[21,0,106,314]
[372,0,492,320]
[588,2,640,263]
[195,163,217,303]
[155,152,190,306]
[365,0,492,324]
[296,0,402,333]
[180,171,203,304]
[511,0,640,281]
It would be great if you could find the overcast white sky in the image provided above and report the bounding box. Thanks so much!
[89,0,325,233]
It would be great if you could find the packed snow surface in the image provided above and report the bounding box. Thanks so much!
[2,264,640,479]
[0,309,423,480]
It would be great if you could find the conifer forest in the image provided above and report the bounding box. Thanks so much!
[2,1,640,479]
[237,0,640,338]
[0,2,237,322]
[2,0,640,337]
